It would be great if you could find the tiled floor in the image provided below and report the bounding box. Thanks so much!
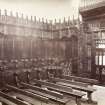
[92,85,105,105]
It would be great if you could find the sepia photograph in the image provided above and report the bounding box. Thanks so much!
[0,0,105,105]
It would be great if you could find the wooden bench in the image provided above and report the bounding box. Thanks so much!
[6,84,49,103]
[43,85,84,105]
[0,96,17,105]
[20,82,70,105]
[12,71,66,105]
[33,79,85,105]
[8,92,43,105]
[0,91,28,105]
[26,89,69,105]
[56,81,95,103]
[49,77,97,102]
[6,84,69,105]
[49,77,89,87]
[21,82,63,99]
[62,75,99,85]
[51,76,96,102]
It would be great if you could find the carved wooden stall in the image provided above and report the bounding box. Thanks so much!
[0,10,80,84]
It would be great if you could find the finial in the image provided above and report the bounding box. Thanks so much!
[4,9,7,16]
[50,20,52,24]
[26,15,28,24]
[63,17,66,23]
[68,16,70,24]
[26,15,28,20]
[42,17,44,23]
[16,12,18,18]
[34,16,36,22]
[54,18,56,24]
[73,14,74,21]
[31,16,33,21]
[68,16,70,21]
[59,19,61,23]
[39,18,40,22]
[10,11,13,16]
[46,19,48,23]
[0,9,1,15]
[21,13,23,19]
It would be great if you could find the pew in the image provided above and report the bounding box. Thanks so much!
[50,77,96,102]
[6,84,69,105]
[8,93,43,105]
[6,84,49,103]
[26,89,69,105]
[0,96,17,105]
[21,82,63,99]
[20,82,70,105]
[10,73,71,105]
[0,91,28,105]
[49,77,89,87]
[41,85,83,105]
[62,75,99,85]
[32,79,85,105]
